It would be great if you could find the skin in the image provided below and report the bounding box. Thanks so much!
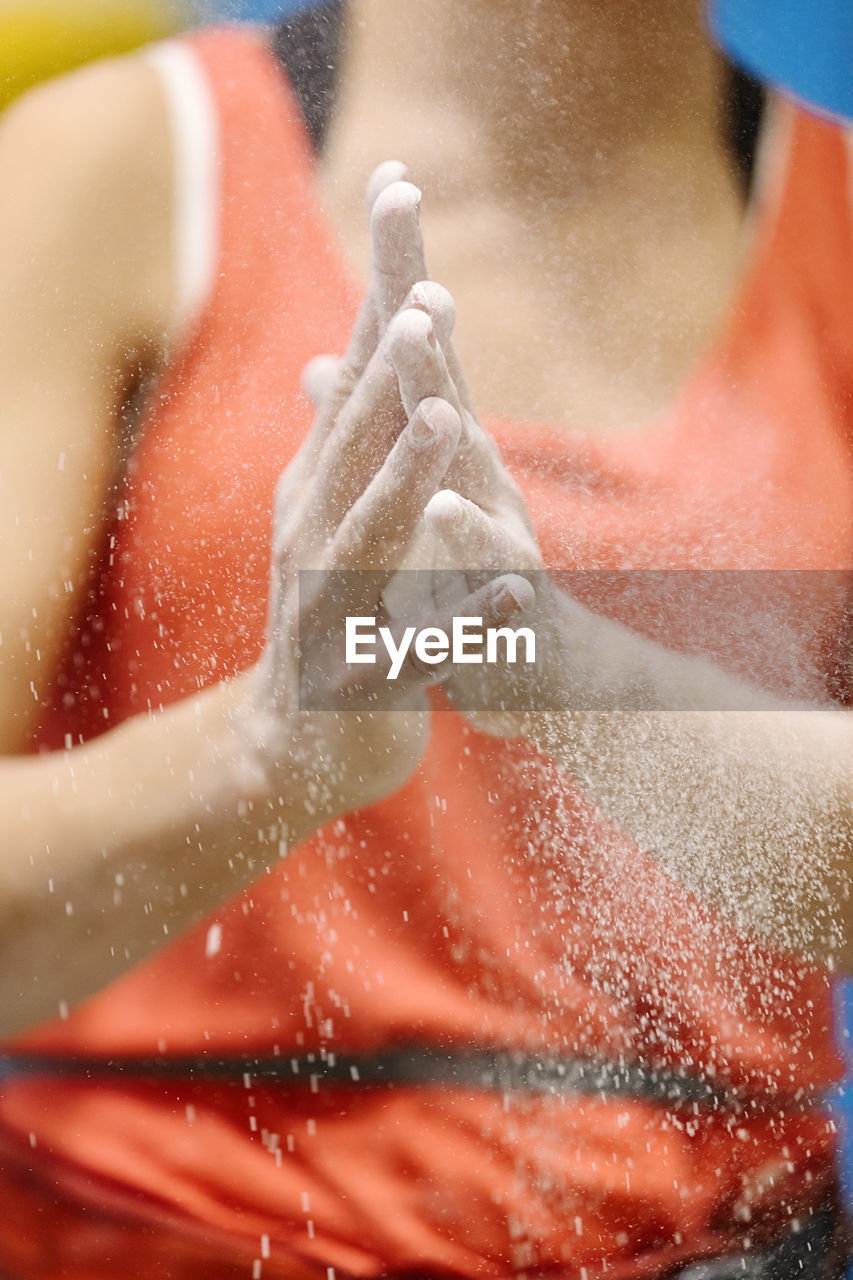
[0,0,850,1041]
[323,0,746,432]
[0,76,520,1032]
[380,290,853,970]
[323,0,853,966]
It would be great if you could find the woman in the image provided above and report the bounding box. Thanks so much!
[0,0,851,1275]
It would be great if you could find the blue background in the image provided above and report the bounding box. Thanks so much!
[711,0,853,122]
[193,0,331,21]
[832,983,853,1276]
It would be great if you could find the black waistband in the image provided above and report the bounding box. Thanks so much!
[0,1045,823,1114]
[671,1205,849,1278]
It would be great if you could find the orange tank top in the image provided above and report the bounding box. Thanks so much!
[2,26,853,1280]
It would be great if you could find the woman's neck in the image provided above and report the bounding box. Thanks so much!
[320,0,747,434]
[328,0,724,200]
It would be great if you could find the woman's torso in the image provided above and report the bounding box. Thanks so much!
[2,25,853,1280]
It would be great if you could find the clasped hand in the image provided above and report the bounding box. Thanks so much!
[244,163,560,827]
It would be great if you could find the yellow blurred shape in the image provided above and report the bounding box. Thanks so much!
[0,1,183,109]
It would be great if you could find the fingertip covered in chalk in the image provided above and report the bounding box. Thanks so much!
[301,353,341,407]
[370,181,423,254]
[414,397,462,444]
[365,160,410,213]
[386,307,436,379]
[424,487,468,531]
[489,574,536,616]
[408,281,455,347]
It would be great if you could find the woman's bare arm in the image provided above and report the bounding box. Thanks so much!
[0,58,520,1036]
[0,57,176,756]
[380,293,853,972]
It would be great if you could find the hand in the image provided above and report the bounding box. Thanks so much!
[235,167,528,830]
[373,280,559,737]
[301,166,551,738]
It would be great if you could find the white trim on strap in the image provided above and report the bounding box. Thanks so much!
[143,39,220,343]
